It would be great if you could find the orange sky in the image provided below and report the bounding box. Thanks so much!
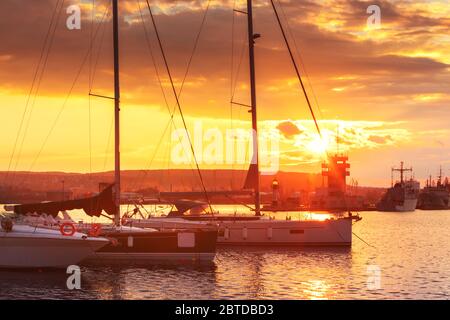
[0,0,449,187]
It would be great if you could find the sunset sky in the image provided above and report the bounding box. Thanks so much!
[0,0,449,187]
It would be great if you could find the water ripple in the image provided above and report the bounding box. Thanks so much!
[1,210,450,299]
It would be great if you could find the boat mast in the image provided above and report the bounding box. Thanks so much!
[392,161,412,184]
[391,166,394,187]
[112,0,121,226]
[400,161,404,183]
[246,0,261,216]
[438,166,442,185]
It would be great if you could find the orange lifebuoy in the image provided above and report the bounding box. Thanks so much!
[60,223,76,236]
[88,223,102,237]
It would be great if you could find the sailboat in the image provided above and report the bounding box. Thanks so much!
[126,0,361,246]
[4,0,218,262]
[0,216,109,268]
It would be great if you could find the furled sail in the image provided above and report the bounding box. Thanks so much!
[5,184,115,218]
[243,163,259,190]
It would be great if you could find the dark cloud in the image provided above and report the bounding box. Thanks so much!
[0,0,448,121]
[276,120,302,138]
[368,134,392,144]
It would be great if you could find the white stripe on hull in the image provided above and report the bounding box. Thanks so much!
[84,252,215,263]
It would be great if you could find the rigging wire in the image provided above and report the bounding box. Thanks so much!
[89,7,110,90]
[5,0,63,185]
[230,0,236,189]
[13,0,67,177]
[272,2,372,248]
[176,0,211,100]
[132,0,201,193]
[137,0,170,112]
[144,0,214,214]
[229,2,253,187]
[165,120,172,191]
[230,5,258,185]
[136,0,175,193]
[230,31,248,105]
[269,0,322,138]
[24,5,111,176]
[88,0,96,178]
[353,231,376,248]
[229,2,250,106]
[102,114,115,171]
[138,1,213,213]
[276,0,324,121]
[136,118,174,192]
[88,5,112,172]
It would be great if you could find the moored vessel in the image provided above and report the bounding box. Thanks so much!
[417,168,449,210]
[0,216,108,269]
[5,185,218,263]
[376,162,420,212]
[85,226,217,263]
[124,0,361,246]
[3,0,218,265]
[127,211,358,246]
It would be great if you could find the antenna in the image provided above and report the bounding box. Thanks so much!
[391,166,394,187]
[438,165,443,186]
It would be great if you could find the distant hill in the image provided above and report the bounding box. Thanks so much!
[0,169,384,204]
[0,169,322,193]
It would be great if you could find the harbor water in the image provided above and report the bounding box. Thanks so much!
[1,209,450,300]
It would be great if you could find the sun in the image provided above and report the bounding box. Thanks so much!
[306,134,329,155]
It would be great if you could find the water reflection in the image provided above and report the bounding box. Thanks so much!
[0,269,86,299]
[0,264,218,300]
[301,280,330,300]
[81,264,218,300]
[215,246,352,299]
[0,246,354,300]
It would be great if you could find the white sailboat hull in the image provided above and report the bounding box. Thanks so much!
[129,217,353,246]
[218,218,352,246]
[0,225,109,268]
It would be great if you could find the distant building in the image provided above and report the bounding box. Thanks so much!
[309,154,365,211]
